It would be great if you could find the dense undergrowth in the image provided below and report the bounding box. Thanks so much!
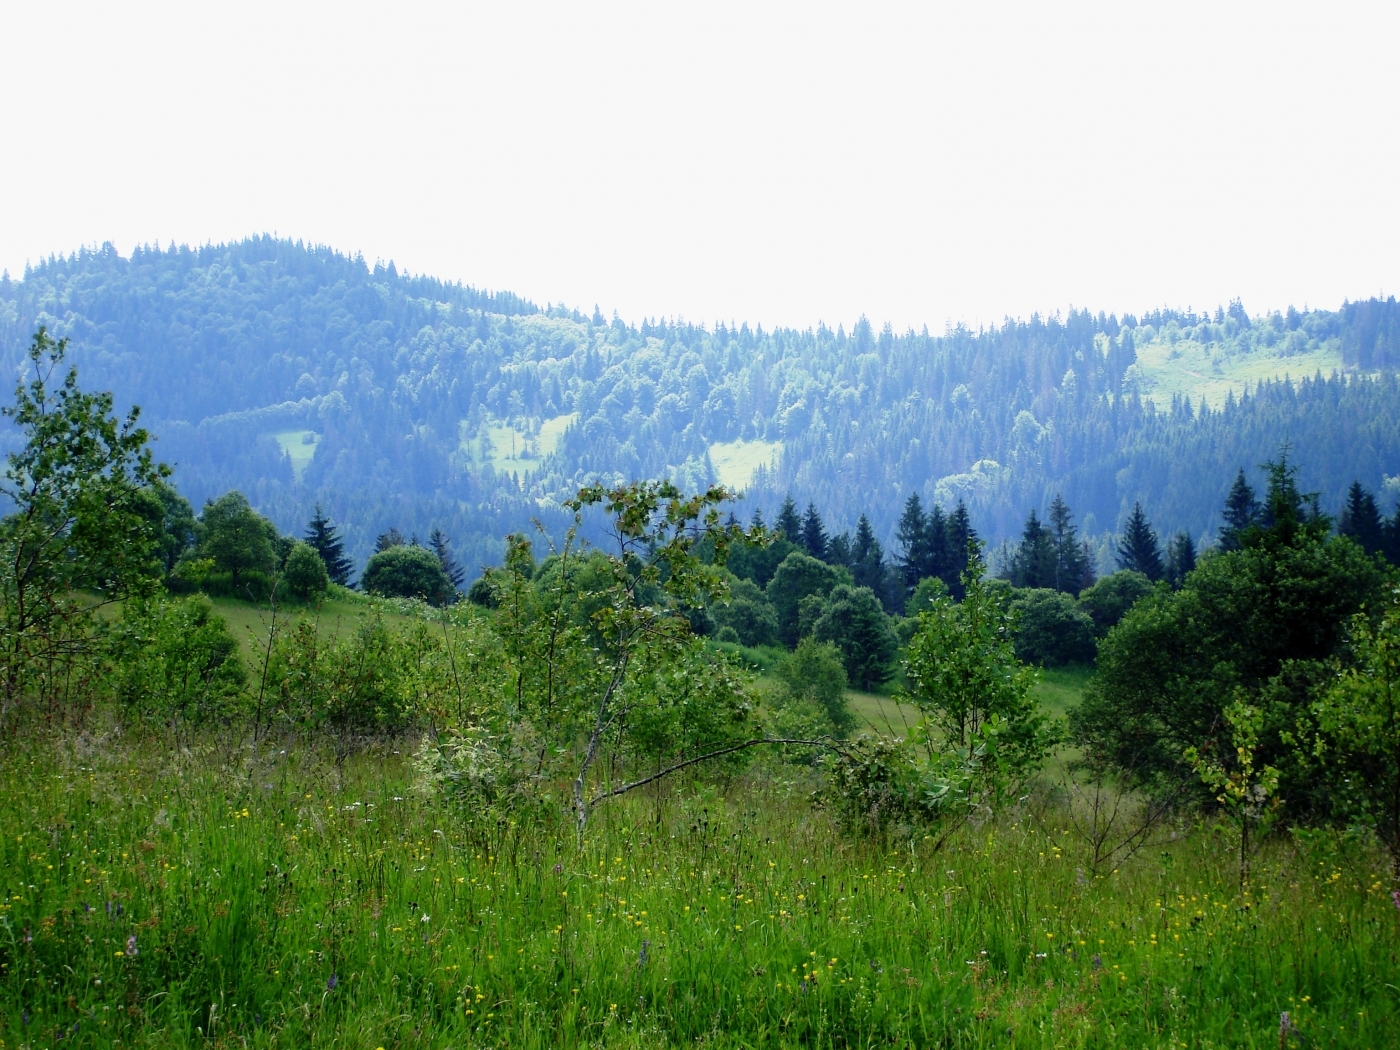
[2,730,1397,1049]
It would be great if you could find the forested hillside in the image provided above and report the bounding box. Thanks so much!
[3,237,1399,576]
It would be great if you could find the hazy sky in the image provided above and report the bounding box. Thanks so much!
[2,2,1397,331]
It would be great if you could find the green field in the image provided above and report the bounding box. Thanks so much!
[708,438,783,491]
[3,730,1396,1048]
[1132,335,1344,409]
[463,414,577,479]
[272,429,320,481]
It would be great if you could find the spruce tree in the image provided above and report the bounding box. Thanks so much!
[924,502,950,586]
[895,493,929,589]
[1048,494,1093,594]
[1338,481,1384,556]
[1165,531,1196,588]
[943,500,977,598]
[1219,469,1260,551]
[774,496,802,544]
[304,504,353,586]
[1010,510,1057,588]
[1116,502,1164,580]
[851,514,886,592]
[801,502,828,561]
[375,527,405,553]
[429,527,466,590]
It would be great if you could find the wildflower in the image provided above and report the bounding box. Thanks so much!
[638,940,650,967]
[327,974,338,990]
[421,914,431,924]
[1392,890,1400,912]
[1092,954,1102,970]
[125,934,139,957]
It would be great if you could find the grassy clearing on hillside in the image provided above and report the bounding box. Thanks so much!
[2,734,1396,1048]
[206,595,423,667]
[1133,336,1344,408]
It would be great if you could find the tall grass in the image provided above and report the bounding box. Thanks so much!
[1,730,1396,1048]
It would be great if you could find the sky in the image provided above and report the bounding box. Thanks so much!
[2,1,1397,332]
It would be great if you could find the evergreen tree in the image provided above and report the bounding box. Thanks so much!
[1219,469,1260,551]
[895,493,929,590]
[1008,510,1057,588]
[1116,502,1164,580]
[375,527,406,552]
[1386,507,1400,567]
[943,500,977,598]
[1047,494,1094,594]
[924,502,951,586]
[304,504,353,586]
[429,527,466,590]
[849,514,885,591]
[774,496,802,544]
[1165,531,1197,588]
[801,502,828,561]
[1338,481,1384,556]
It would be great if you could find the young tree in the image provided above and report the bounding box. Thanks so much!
[1312,591,1400,877]
[1165,531,1197,588]
[774,637,853,736]
[800,502,828,561]
[199,491,276,587]
[850,514,886,592]
[429,527,466,590]
[812,583,898,691]
[1,328,167,714]
[1338,481,1384,556]
[943,500,977,598]
[765,551,851,647]
[282,541,330,601]
[1218,469,1260,551]
[375,527,406,552]
[304,504,353,585]
[1116,502,1163,580]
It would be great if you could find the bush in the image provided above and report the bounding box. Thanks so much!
[773,637,852,736]
[1077,570,1154,636]
[109,596,247,725]
[282,541,329,602]
[361,545,453,603]
[812,584,899,690]
[1009,588,1097,667]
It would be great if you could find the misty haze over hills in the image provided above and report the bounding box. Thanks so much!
[3,237,1398,576]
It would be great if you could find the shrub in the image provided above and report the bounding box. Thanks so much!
[1077,570,1153,636]
[109,596,246,725]
[1008,588,1096,666]
[282,541,329,602]
[773,637,852,736]
[361,545,452,604]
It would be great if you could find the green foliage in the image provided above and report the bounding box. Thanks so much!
[765,551,851,647]
[710,576,779,647]
[1312,588,1400,876]
[108,595,246,724]
[811,584,898,690]
[303,504,353,585]
[1074,472,1392,808]
[361,544,453,604]
[903,575,949,618]
[281,541,329,602]
[773,637,852,737]
[1,328,166,717]
[1076,570,1154,637]
[1008,588,1096,667]
[1115,502,1164,580]
[197,490,275,586]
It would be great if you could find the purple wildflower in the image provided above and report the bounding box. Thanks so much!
[327,973,338,990]
[125,934,139,957]
[1391,889,1400,911]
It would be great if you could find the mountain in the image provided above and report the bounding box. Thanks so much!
[3,237,1399,577]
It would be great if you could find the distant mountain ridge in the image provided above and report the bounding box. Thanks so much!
[2,237,1398,576]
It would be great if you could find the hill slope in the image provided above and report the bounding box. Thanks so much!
[3,238,1399,574]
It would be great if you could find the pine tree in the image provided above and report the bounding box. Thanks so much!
[429,527,466,590]
[774,496,802,544]
[1048,494,1093,594]
[1219,469,1260,551]
[801,503,828,561]
[1338,481,1384,556]
[1385,507,1400,566]
[896,493,929,589]
[924,502,950,586]
[1116,502,1164,580]
[304,504,353,586]
[375,527,405,553]
[1008,510,1057,588]
[1165,531,1196,588]
[851,514,886,592]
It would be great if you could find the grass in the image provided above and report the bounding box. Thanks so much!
[272,429,319,481]
[1133,335,1344,409]
[2,731,1397,1048]
[707,439,783,491]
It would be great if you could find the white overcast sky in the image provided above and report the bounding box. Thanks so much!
[2,2,1397,331]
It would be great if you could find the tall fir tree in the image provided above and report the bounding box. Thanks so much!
[800,503,828,561]
[1047,494,1094,594]
[1165,531,1197,588]
[429,527,466,590]
[1338,480,1384,556]
[896,493,930,590]
[1009,510,1057,588]
[850,513,886,592]
[924,502,951,586]
[774,496,802,545]
[943,500,977,598]
[304,504,353,586]
[1219,469,1260,551]
[1116,502,1164,580]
